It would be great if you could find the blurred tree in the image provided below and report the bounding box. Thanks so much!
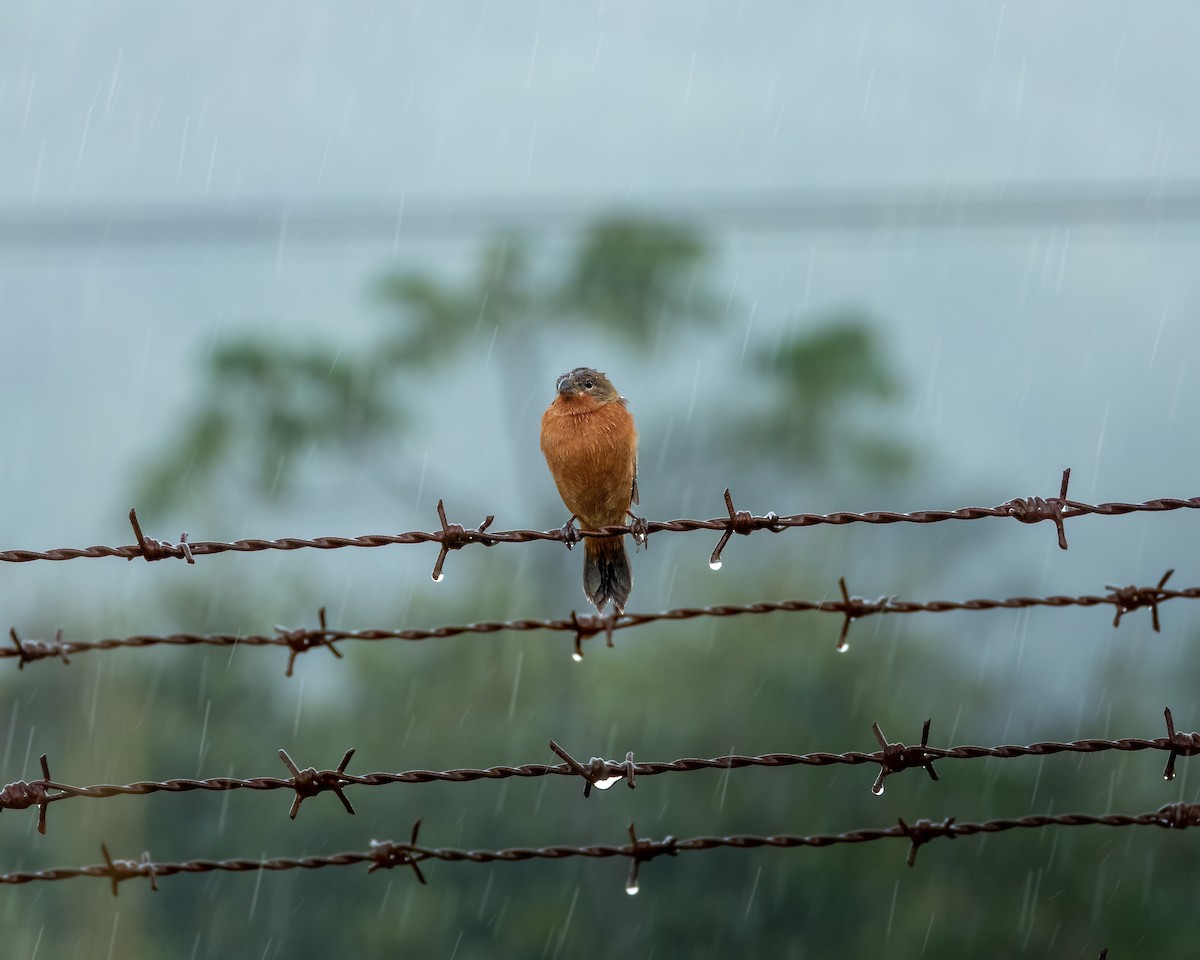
[88,219,951,960]
[555,218,717,336]
[373,219,717,372]
[138,336,396,511]
[373,237,538,368]
[137,219,746,513]
[747,314,911,478]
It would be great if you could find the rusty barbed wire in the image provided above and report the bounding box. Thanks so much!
[3,711,1197,831]
[3,801,1198,892]
[1,470,1198,575]
[6,569,1194,674]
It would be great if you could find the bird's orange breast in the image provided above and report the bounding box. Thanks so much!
[540,398,637,526]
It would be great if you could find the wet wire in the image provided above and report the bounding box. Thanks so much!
[5,801,1198,892]
[0,471,1196,578]
[5,568,1190,674]
[2,467,1197,928]
[4,711,1197,832]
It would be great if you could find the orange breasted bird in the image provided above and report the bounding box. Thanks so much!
[540,367,639,614]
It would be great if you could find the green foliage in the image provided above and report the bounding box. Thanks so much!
[372,219,715,369]
[138,219,748,513]
[138,336,396,509]
[100,222,934,957]
[18,218,1187,958]
[374,238,537,366]
[556,219,716,337]
[747,314,912,476]
[763,320,898,407]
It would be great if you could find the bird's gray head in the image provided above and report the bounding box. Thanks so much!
[555,367,620,401]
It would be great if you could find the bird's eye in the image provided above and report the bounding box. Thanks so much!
[583,379,594,389]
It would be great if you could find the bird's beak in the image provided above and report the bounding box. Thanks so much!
[556,375,576,396]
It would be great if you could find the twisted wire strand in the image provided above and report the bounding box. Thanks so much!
[33,737,1174,799]
[6,573,1192,671]
[4,710,1193,821]
[1,803,1193,888]
[2,471,1196,565]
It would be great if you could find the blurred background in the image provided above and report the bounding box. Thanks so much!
[2,3,1200,956]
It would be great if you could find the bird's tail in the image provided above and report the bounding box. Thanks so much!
[583,536,632,614]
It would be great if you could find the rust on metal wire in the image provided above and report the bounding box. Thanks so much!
[1,470,1197,569]
[275,606,343,677]
[3,801,1199,891]
[127,508,193,564]
[0,754,54,834]
[3,712,1195,830]
[8,627,70,669]
[278,748,357,819]
[1108,568,1175,632]
[870,719,938,796]
[5,570,1193,674]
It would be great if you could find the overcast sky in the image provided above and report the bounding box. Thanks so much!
[5,3,1200,203]
[2,2,1198,623]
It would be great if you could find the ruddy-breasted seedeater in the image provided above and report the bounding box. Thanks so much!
[539,367,639,614]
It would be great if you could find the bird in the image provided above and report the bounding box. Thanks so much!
[540,367,639,614]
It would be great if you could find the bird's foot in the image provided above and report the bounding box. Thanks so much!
[560,516,581,550]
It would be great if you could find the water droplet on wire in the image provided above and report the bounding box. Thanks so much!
[708,560,722,571]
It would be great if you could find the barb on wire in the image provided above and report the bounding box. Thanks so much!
[7,570,1195,674]
[369,820,427,884]
[625,822,676,894]
[100,843,157,895]
[549,741,637,797]
[1006,468,1072,550]
[4,801,1199,891]
[567,610,616,662]
[3,471,1197,566]
[707,488,785,570]
[430,499,495,582]
[127,509,193,564]
[277,748,357,819]
[1161,707,1200,781]
[835,576,893,653]
[0,754,53,834]
[8,627,69,669]
[275,606,342,677]
[1108,569,1174,632]
[5,712,1198,830]
[871,719,938,796]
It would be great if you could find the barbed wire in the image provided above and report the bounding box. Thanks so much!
[6,568,1192,674]
[3,801,1198,894]
[1,470,1197,576]
[4,711,1198,833]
